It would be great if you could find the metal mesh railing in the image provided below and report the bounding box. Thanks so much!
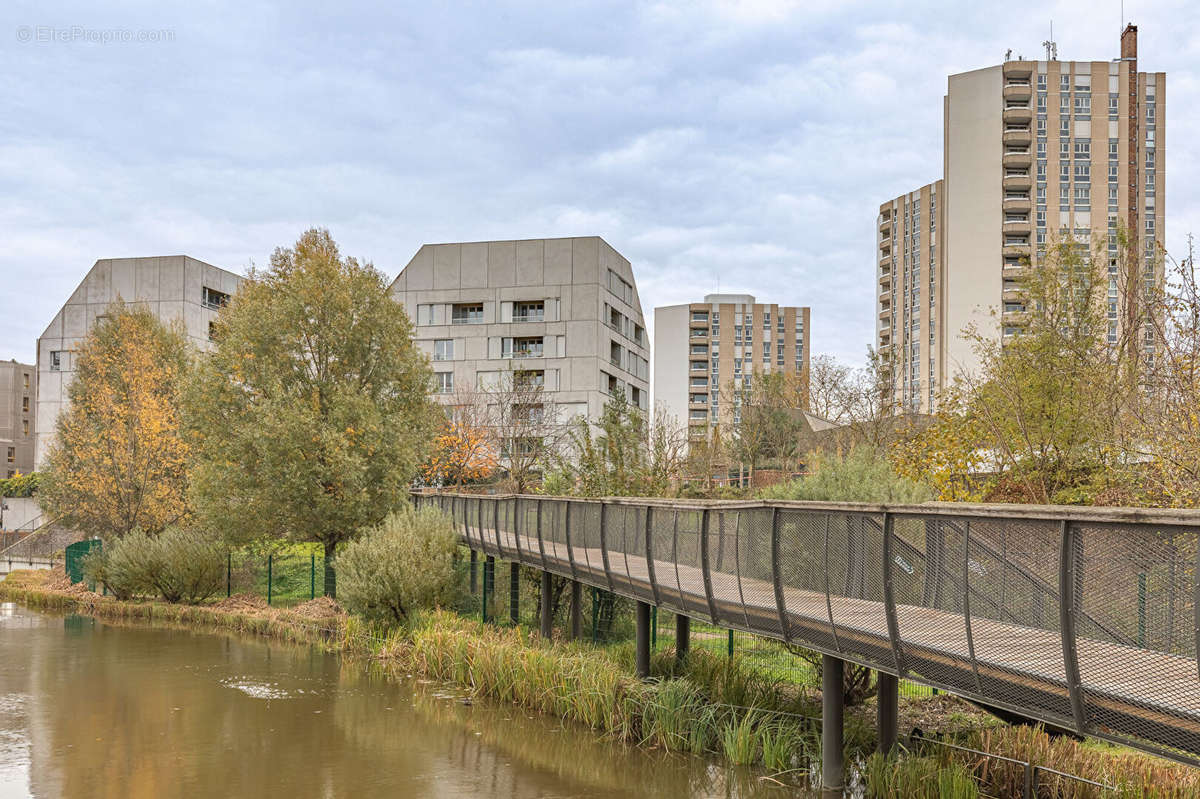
[418,491,1200,761]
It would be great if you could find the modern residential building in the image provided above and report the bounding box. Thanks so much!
[388,236,650,425]
[655,293,810,443]
[0,360,36,477]
[35,256,242,468]
[877,181,946,414]
[877,25,1164,412]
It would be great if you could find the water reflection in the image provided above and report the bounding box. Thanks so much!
[0,604,807,798]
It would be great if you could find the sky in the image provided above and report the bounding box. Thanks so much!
[2,0,1197,368]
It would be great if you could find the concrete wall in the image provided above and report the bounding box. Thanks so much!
[0,361,35,475]
[34,256,242,467]
[652,303,690,428]
[389,236,650,426]
[945,64,1003,382]
[1,497,41,532]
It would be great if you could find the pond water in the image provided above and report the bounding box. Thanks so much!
[0,603,807,798]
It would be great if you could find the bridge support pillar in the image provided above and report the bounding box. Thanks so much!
[539,570,554,638]
[675,614,690,664]
[469,549,478,594]
[569,580,583,640]
[509,562,521,625]
[483,556,495,623]
[635,601,652,678]
[877,671,898,755]
[821,655,844,798]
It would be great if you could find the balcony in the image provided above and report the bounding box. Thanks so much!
[1003,171,1032,190]
[1002,60,1033,78]
[1002,127,1032,146]
[1002,242,1031,258]
[1003,194,1032,211]
[1002,149,1032,168]
[1003,81,1033,100]
[1003,218,1032,235]
[689,349,709,361]
[1002,104,1033,123]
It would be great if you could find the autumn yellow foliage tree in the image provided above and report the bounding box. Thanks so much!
[421,417,496,487]
[40,304,191,539]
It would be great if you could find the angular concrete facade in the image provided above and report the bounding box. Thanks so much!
[0,360,36,476]
[388,236,650,425]
[35,256,242,467]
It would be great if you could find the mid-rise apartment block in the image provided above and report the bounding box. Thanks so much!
[388,236,650,424]
[655,294,810,442]
[0,360,35,477]
[878,181,946,413]
[878,25,1164,412]
[35,256,242,467]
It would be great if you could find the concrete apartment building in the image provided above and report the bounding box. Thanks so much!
[35,256,242,468]
[877,25,1164,412]
[388,236,650,426]
[655,294,810,443]
[0,360,36,477]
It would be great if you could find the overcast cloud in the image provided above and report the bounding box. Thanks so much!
[2,0,1197,368]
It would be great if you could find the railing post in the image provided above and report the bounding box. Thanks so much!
[645,506,660,606]
[700,508,720,623]
[770,507,790,642]
[469,549,478,594]
[510,562,521,626]
[877,671,898,755]
[483,555,495,623]
[535,497,547,571]
[599,502,615,593]
[226,551,231,598]
[821,654,845,797]
[675,614,690,663]
[564,500,578,581]
[963,519,983,695]
[267,553,273,606]
[569,579,583,640]
[1058,519,1087,734]
[539,570,554,638]
[310,554,315,600]
[881,512,906,676]
[635,600,651,678]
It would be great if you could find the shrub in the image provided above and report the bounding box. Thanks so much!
[336,505,461,624]
[759,447,931,504]
[83,527,225,604]
[0,471,39,498]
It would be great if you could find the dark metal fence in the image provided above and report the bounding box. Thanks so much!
[415,491,1200,763]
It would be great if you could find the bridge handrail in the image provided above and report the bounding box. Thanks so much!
[416,490,1200,765]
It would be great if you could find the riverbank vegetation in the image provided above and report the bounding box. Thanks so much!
[6,568,1200,797]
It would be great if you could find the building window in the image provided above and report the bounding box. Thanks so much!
[49,351,63,371]
[434,372,454,394]
[6,447,13,464]
[451,303,484,325]
[21,397,29,413]
[503,336,544,358]
[22,420,29,436]
[433,339,454,361]
[202,286,230,310]
[513,301,544,322]
[22,373,28,390]
[607,270,634,304]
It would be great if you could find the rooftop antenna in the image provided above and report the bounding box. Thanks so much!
[1042,20,1058,60]
[1005,48,1012,62]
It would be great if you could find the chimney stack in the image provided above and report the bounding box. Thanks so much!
[1121,23,1138,60]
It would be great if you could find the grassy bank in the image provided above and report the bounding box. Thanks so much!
[5,569,1200,796]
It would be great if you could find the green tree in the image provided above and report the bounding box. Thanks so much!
[185,228,438,596]
[40,304,191,539]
